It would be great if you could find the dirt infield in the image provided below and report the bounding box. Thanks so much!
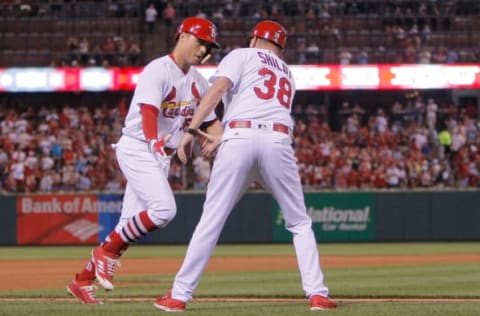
[1,297,480,303]
[1,254,479,291]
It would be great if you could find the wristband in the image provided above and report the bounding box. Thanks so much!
[186,127,198,135]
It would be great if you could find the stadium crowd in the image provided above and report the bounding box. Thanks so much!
[1,1,479,192]
[2,0,480,66]
[293,95,479,189]
[0,92,478,193]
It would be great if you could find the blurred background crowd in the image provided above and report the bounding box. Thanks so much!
[0,90,478,193]
[0,0,479,192]
[1,0,480,66]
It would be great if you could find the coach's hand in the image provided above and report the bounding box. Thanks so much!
[178,133,194,164]
[148,135,171,161]
[196,129,221,159]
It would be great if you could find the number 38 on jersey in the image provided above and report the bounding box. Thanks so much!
[253,67,293,110]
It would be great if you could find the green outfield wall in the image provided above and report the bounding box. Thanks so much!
[1,190,479,245]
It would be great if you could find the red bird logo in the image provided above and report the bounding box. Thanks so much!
[191,82,200,100]
[163,86,176,102]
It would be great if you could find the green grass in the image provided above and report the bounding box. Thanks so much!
[0,243,479,315]
[1,301,479,316]
[0,241,478,260]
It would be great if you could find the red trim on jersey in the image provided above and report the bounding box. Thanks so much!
[169,53,189,75]
[141,104,159,141]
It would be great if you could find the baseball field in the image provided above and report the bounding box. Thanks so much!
[0,242,479,315]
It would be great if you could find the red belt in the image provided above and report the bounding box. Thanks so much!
[164,147,176,156]
[228,120,290,135]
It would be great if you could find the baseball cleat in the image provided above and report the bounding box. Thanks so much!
[67,279,102,304]
[154,291,186,312]
[91,245,121,290]
[309,295,337,310]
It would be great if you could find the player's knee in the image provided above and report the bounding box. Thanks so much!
[147,201,177,228]
[285,217,312,234]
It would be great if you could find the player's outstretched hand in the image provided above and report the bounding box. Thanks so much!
[196,129,221,159]
[177,133,194,164]
[148,135,171,161]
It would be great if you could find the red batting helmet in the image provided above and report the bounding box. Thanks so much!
[251,20,287,49]
[176,17,220,48]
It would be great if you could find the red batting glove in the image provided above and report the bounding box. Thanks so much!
[148,135,170,161]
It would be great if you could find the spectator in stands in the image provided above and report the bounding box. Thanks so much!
[211,7,224,24]
[162,2,176,28]
[114,36,128,66]
[306,41,321,63]
[446,48,459,64]
[425,98,438,130]
[145,3,158,34]
[76,170,92,191]
[438,122,452,159]
[78,38,90,66]
[373,45,387,63]
[195,8,207,19]
[339,48,352,64]
[296,42,307,64]
[192,155,211,190]
[101,37,116,66]
[417,47,432,64]
[375,109,388,133]
[386,160,402,188]
[392,24,406,47]
[432,47,447,64]
[128,41,141,66]
[356,49,369,64]
[420,23,432,43]
[19,1,32,17]
[451,125,467,160]
[105,173,122,191]
[408,23,421,48]
[67,37,79,65]
[39,170,53,192]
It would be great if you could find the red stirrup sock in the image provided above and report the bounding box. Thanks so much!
[102,231,129,256]
[75,260,96,282]
[103,210,157,255]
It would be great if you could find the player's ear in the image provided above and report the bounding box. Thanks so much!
[178,32,189,43]
[248,37,256,48]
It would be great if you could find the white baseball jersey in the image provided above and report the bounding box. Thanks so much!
[171,47,330,303]
[122,55,216,148]
[112,55,216,234]
[211,48,296,128]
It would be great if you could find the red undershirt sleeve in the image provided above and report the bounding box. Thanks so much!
[140,104,159,141]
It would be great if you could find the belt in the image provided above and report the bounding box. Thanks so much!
[228,120,290,135]
[163,147,176,156]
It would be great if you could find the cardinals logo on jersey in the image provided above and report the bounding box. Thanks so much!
[164,86,176,102]
[161,86,181,109]
[161,84,196,118]
[191,82,200,103]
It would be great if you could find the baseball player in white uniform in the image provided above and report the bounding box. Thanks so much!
[154,20,337,312]
[66,16,222,304]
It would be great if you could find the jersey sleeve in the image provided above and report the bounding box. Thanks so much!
[209,49,243,90]
[133,61,169,111]
[196,71,218,123]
